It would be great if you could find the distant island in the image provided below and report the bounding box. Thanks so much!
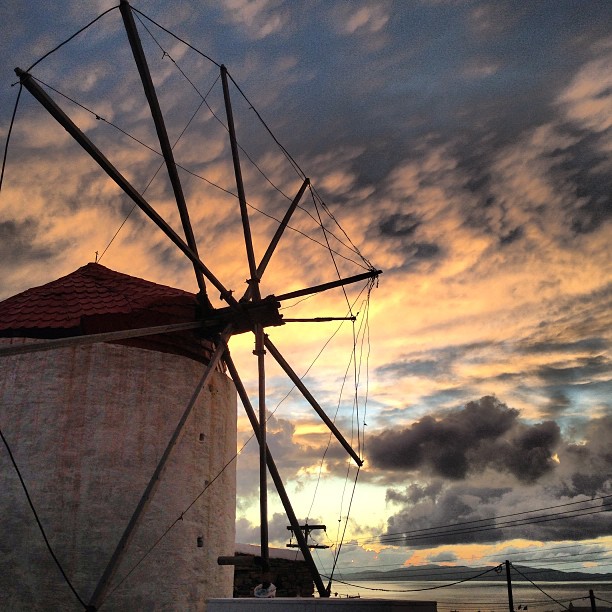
[340,564,612,583]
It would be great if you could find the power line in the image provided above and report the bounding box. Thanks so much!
[0,84,22,196]
[379,495,611,541]
[26,74,369,271]
[98,75,219,263]
[26,5,119,73]
[305,290,371,522]
[131,6,220,68]
[510,562,570,611]
[131,9,373,270]
[324,564,503,593]
[341,495,611,547]
[373,506,610,545]
[326,287,374,585]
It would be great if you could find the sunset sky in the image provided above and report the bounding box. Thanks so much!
[1,0,610,584]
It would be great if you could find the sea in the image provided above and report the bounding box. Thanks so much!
[328,579,612,612]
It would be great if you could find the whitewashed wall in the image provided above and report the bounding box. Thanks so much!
[0,338,237,611]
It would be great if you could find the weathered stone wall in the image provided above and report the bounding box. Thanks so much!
[0,338,237,611]
[232,554,315,598]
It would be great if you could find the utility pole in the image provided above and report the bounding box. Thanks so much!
[287,524,330,549]
[589,589,597,612]
[505,560,514,612]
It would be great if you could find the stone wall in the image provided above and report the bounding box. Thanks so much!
[232,553,315,598]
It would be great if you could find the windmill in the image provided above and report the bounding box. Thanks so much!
[2,1,380,607]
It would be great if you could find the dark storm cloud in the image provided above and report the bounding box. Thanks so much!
[235,517,260,543]
[429,551,459,563]
[536,355,611,385]
[559,133,612,234]
[205,1,612,192]
[380,407,612,546]
[236,411,306,504]
[557,413,612,498]
[375,209,443,269]
[452,129,609,250]
[507,503,612,543]
[543,390,572,417]
[388,57,612,253]
[496,420,561,483]
[376,342,490,381]
[385,481,447,505]
[235,512,292,546]
[411,242,441,260]
[385,485,507,546]
[499,225,523,246]
[381,359,439,378]
[379,212,420,238]
[369,397,561,483]
[522,338,609,355]
[384,483,612,547]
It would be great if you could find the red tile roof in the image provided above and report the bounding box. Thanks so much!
[0,263,220,365]
[0,262,196,333]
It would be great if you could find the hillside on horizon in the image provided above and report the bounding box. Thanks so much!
[341,563,612,583]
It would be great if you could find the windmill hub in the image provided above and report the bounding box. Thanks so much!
[202,296,284,337]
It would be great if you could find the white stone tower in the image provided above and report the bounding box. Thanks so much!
[0,263,237,610]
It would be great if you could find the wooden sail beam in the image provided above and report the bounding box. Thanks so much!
[254,324,269,572]
[120,0,207,297]
[221,65,260,302]
[276,269,381,302]
[241,178,310,303]
[264,337,363,467]
[255,178,310,285]
[221,64,273,570]
[283,316,356,323]
[0,321,202,357]
[88,327,232,610]
[0,315,354,358]
[223,353,329,597]
[0,296,282,358]
[16,68,376,314]
[14,68,237,308]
